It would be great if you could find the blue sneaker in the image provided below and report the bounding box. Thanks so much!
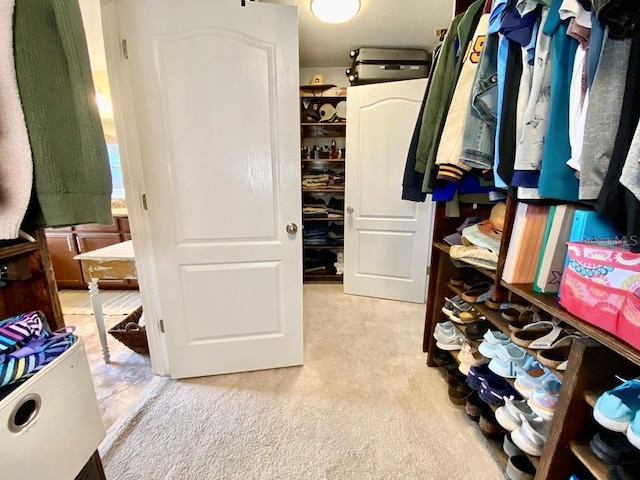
[467,363,494,391]
[594,379,640,433]
[514,359,556,399]
[478,375,519,407]
[478,330,511,359]
[628,410,640,449]
[488,343,530,379]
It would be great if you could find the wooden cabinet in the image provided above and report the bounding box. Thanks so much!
[45,216,137,290]
[46,231,85,287]
[300,88,346,282]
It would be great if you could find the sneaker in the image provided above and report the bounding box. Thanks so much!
[514,358,555,399]
[627,410,640,450]
[441,295,471,317]
[589,431,639,465]
[529,374,562,420]
[434,321,455,339]
[506,455,536,480]
[609,460,640,480]
[478,330,511,359]
[495,396,537,431]
[511,416,550,457]
[465,391,485,422]
[528,375,562,421]
[479,375,519,407]
[435,327,465,351]
[503,432,524,457]
[478,407,504,439]
[458,342,488,375]
[488,343,530,379]
[467,363,494,391]
[594,379,640,433]
[433,349,458,372]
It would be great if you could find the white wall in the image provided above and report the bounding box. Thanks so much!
[300,67,350,88]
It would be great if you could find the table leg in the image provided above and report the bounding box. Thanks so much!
[88,278,110,363]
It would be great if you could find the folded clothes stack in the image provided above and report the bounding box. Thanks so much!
[303,222,344,246]
[302,170,345,190]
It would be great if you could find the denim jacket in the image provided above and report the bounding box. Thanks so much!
[460,32,499,171]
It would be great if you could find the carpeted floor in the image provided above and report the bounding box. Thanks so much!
[100,284,503,479]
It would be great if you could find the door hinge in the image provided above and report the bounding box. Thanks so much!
[426,266,431,276]
[159,319,165,333]
[121,39,129,59]
[142,193,148,210]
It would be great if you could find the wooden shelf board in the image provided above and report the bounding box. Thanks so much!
[303,245,343,249]
[447,284,564,380]
[570,442,610,480]
[301,122,346,126]
[304,273,343,280]
[0,241,39,260]
[302,159,345,163]
[302,188,345,193]
[583,391,599,408]
[303,217,344,222]
[503,283,640,367]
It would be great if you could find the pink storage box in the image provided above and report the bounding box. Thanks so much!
[559,242,640,350]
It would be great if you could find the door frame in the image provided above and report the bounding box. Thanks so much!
[100,0,169,375]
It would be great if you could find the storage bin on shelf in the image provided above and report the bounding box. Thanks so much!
[559,242,640,350]
[107,306,148,354]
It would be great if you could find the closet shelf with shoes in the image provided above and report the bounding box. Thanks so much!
[300,84,346,283]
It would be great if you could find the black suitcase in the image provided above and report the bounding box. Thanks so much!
[346,47,431,86]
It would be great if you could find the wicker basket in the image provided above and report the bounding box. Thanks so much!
[107,306,149,354]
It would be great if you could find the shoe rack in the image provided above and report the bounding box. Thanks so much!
[424,194,640,479]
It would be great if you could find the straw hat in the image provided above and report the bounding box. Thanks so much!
[301,74,336,90]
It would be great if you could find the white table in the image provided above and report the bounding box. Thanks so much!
[74,241,137,363]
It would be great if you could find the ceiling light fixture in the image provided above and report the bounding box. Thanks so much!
[310,0,360,24]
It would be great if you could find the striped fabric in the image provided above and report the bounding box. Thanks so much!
[0,329,76,387]
[0,311,45,353]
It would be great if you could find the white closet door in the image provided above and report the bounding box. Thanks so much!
[344,79,434,303]
[111,0,303,378]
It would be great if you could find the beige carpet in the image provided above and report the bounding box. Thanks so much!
[100,285,503,479]
[59,289,141,315]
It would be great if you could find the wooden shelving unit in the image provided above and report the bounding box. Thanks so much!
[300,90,346,283]
[424,197,640,480]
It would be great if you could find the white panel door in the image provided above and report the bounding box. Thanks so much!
[344,79,433,303]
[113,0,302,378]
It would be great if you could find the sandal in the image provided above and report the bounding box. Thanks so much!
[508,310,551,332]
[461,282,493,303]
[536,335,584,370]
[510,321,563,349]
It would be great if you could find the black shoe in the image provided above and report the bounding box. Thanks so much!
[609,460,640,480]
[465,391,485,422]
[433,349,458,372]
[506,455,536,480]
[590,432,638,465]
[465,320,492,341]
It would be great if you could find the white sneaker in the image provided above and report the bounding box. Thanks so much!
[435,328,464,351]
[511,415,550,457]
[495,396,537,431]
[458,341,488,375]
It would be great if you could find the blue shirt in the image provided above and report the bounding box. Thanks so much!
[538,0,579,201]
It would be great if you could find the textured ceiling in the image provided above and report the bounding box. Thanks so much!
[260,0,455,67]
